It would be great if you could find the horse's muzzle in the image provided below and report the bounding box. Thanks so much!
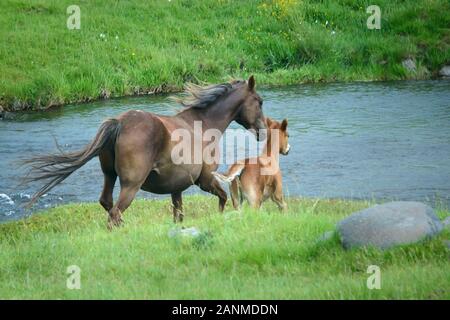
[282,144,291,155]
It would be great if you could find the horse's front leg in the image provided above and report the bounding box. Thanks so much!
[171,191,184,223]
[196,172,227,212]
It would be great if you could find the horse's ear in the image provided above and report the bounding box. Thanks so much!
[281,119,288,131]
[248,75,255,91]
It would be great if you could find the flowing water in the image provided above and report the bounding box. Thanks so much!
[1,80,449,222]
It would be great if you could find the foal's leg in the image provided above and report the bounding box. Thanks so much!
[239,173,261,209]
[271,175,287,212]
[246,188,262,209]
[229,179,240,210]
[171,192,183,223]
[197,172,227,212]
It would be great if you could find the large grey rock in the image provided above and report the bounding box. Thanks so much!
[337,201,443,249]
[439,66,450,77]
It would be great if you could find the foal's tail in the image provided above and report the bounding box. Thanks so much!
[212,163,245,209]
[212,163,245,184]
[22,118,121,207]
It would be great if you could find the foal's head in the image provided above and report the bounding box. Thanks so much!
[266,117,290,155]
[234,75,266,141]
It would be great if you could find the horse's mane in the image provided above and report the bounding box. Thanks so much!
[172,80,243,109]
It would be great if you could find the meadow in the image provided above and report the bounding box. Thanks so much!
[1,0,449,111]
[0,196,448,299]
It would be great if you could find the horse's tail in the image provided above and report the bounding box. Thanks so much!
[212,163,245,184]
[22,118,121,207]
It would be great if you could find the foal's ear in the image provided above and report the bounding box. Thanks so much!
[281,119,288,131]
[247,75,255,91]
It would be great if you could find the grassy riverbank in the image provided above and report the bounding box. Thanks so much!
[0,196,448,299]
[1,0,449,111]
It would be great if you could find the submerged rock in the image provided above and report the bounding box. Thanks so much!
[337,201,443,249]
[0,193,15,206]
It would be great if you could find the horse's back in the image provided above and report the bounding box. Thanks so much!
[113,110,169,182]
[114,109,203,194]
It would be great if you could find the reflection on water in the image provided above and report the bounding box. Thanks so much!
[1,80,449,221]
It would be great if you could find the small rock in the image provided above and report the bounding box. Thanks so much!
[100,89,111,99]
[443,240,450,250]
[168,226,201,238]
[402,58,416,72]
[438,66,450,78]
[442,217,450,230]
[224,210,241,220]
[317,231,335,242]
[337,201,443,250]
[12,100,25,111]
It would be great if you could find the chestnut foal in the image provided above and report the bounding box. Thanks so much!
[213,117,290,210]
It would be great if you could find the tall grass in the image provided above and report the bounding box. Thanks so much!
[0,196,448,299]
[0,0,449,111]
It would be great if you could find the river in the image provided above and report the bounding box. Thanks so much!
[1,80,449,222]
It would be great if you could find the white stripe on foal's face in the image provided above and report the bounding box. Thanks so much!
[282,143,290,155]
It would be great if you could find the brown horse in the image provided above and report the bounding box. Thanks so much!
[24,76,266,229]
[212,117,290,211]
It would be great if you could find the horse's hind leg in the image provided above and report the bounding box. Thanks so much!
[107,151,153,230]
[196,171,227,212]
[171,192,183,223]
[108,182,142,230]
[100,173,117,211]
[229,179,240,210]
[99,150,117,212]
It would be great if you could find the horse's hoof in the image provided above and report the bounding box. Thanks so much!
[107,216,124,230]
[173,210,184,223]
[174,216,184,223]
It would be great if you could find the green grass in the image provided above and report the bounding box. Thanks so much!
[0,0,449,111]
[0,196,448,299]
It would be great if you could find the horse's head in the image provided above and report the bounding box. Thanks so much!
[234,75,266,141]
[267,117,290,155]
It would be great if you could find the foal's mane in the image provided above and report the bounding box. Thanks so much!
[172,79,243,109]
